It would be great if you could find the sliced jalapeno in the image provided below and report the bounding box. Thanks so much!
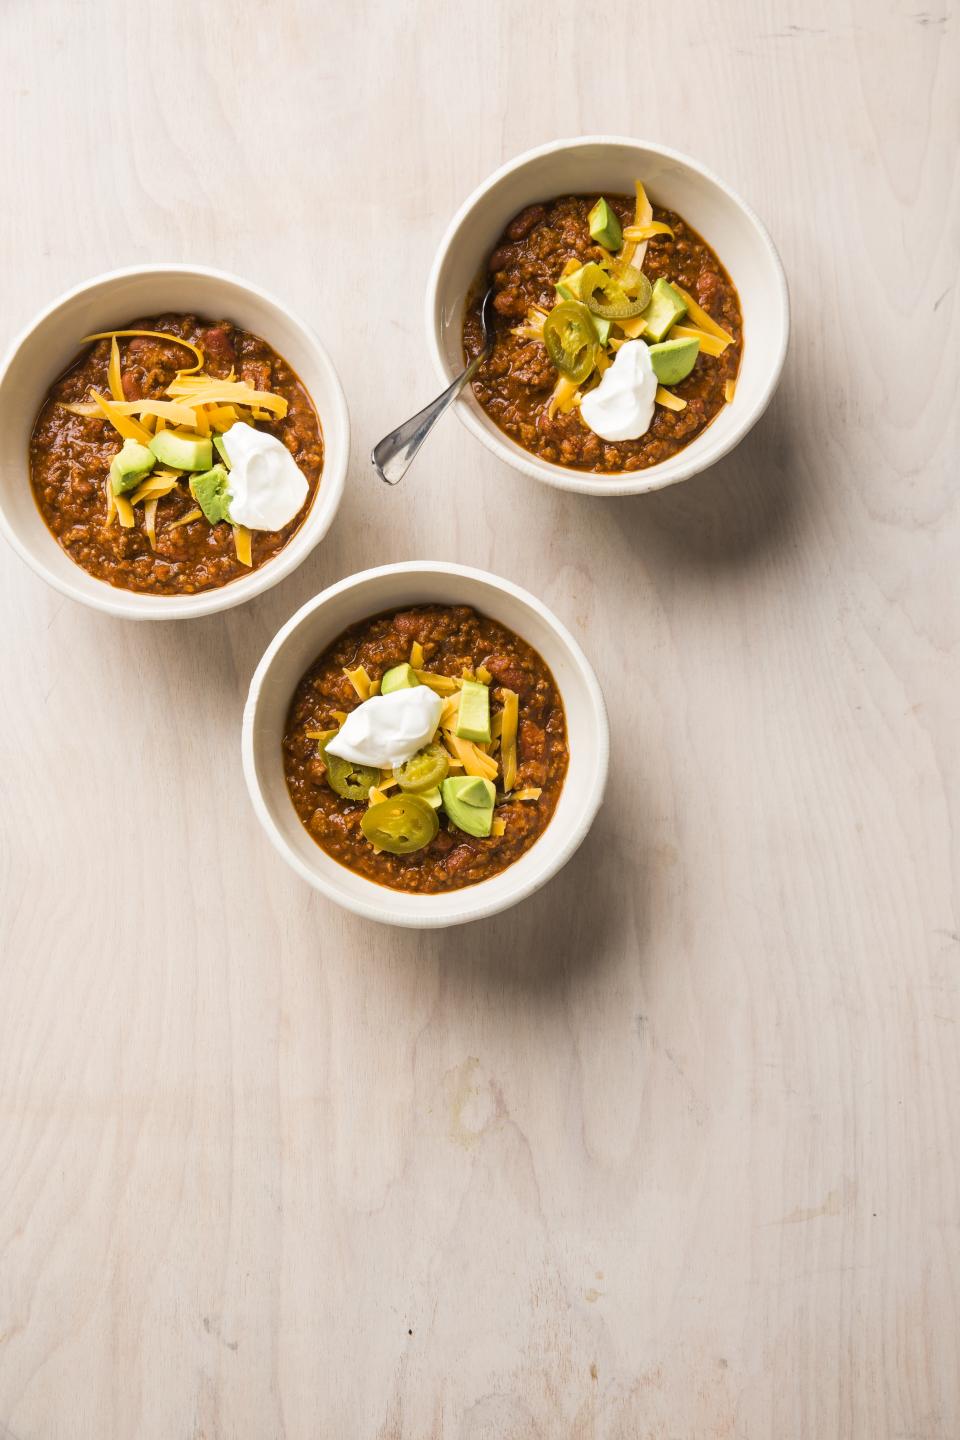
[393,740,449,794]
[614,265,653,312]
[542,300,598,384]
[578,262,650,319]
[318,734,380,801]
[361,794,439,855]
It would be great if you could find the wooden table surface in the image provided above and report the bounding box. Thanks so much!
[1,2,958,1436]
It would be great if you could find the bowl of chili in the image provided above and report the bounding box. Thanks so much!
[242,561,609,928]
[0,265,349,618]
[426,136,789,496]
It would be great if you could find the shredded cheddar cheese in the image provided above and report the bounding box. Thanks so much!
[107,337,124,403]
[548,374,580,418]
[344,665,373,700]
[655,387,687,412]
[511,306,549,342]
[442,730,498,780]
[671,323,730,358]
[499,689,519,794]
[233,525,253,567]
[143,497,159,549]
[409,640,425,668]
[622,221,674,242]
[724,378,737,403]
[491,817,507,837]
[414,669,460,696]
[513,787,543,802]
[618,179,653,275]
[167,506,202,530]
[616,316,647,340]
[114,492,135,528]
[89,389,152,444]
[166,376,288,419]
[440,693,461,727]
[81,329,204,374]
[204,404,238,430]
[62,398,199,425]
[128,475,179,505]
[672,285,734,344]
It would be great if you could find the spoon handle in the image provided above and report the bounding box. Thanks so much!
[371,352,485,486]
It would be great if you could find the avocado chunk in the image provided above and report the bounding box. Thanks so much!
[589,313,612,347]
[455,679,491,744]
[556,264,587,302]
[381,662,421,695]
[149,429,214,473]
[189,464,232,525]
[441,776,496,838]
[588,197,623,252]
[648,336,699,386]
[641,278,687,342]
[212,433,232,468]
[109,438,155,495]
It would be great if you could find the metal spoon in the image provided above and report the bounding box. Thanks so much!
[371,285,496,486]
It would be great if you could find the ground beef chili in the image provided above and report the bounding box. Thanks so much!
[462,194,742,474]
[29,314,323,595]
[283,605,569,894]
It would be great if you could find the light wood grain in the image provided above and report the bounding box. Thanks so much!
[1,1,958,1436]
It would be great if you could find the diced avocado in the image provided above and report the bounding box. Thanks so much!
[420,787,443,809]
[189,464,232,525]
[556,264,588,301]
[441,776,496,838]
[381,662,421,695]
[455,776,493,806]
[213,433,232,468]
[588,197,623,252]
[109,438,155,495]
[455,679,491,744]
[648,336,699,386]
[149,429,214,473]
[589,313,611,347]
[641,278,687,342]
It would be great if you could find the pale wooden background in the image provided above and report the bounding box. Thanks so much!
[1,2,957,1437]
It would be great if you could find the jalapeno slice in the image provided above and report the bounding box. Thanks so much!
[578,262,651,319]
[615,265,653,313]
[393,740,449,794]
[318,735,380,801]
[542,301,598,384]
[361,794,439,855]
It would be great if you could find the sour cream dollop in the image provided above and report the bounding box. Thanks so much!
[324,687,444,769]
[579,340,657,442]
[221,421,308,531]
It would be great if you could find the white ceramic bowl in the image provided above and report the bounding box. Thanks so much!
[242,561,609,928]
[0,264,349,619]
[426,136,789,497]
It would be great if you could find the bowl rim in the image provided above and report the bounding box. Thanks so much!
[0,262,350,620]
[424,134,790,498]
[241,559,610,928]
